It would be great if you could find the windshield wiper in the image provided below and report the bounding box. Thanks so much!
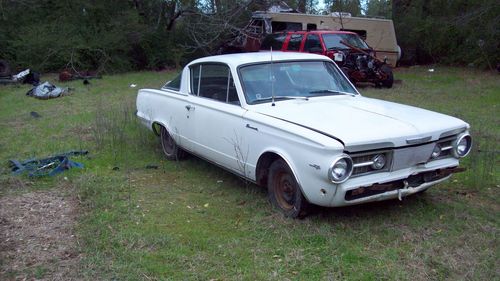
[252,96,309,104]
[309,89,355,97]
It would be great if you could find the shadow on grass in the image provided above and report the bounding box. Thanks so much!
[182,153,440,223]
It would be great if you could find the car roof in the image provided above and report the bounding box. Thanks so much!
[188,52,330,68]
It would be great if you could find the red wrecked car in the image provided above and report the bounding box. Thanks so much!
[260,30,394,88]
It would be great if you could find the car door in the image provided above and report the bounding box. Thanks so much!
[184,63,248,175]
[303,33,324,54]
[152,72,193,152]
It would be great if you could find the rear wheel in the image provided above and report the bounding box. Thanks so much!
[160,125,184,160]
[268,159,308,218]
[380,64,394,88]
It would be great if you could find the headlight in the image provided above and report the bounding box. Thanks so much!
[371,154,386,169]
[431,144,442,159]
[329,155,353,183]
[452,133,472,158]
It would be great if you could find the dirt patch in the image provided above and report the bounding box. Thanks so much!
[0,190,81,280]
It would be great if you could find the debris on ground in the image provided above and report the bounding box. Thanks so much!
[0,59,12,78]
[12,69,30,81]
[58,70,101,82]
[0,191,81,280]
[0,60,16,85]
[30,111,41,118]
[9,150,88,177]
[129,83,137,88]
[26,81,69,99]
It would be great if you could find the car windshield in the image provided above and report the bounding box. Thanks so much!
[239,60,358,104]
[322,33,369,50]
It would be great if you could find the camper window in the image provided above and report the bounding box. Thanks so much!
[340,29,367,40]
[287,34,303,51]
[271,21,302,32]
[306,24,317,31]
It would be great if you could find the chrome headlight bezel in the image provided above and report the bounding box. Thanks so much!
[371,154,386,170]
[431,143,442,159]
[328,154,354,184]
[452,133,472,158]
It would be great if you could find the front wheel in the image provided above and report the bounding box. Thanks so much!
[160,125,185,160]
[268,159,308,218]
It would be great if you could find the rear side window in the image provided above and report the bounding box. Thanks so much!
[260,33,287,51]
[287,34,303,51]
[304,34,322,52]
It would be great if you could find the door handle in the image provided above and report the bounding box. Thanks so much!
[185,105,195,111]
[246,124,258,131]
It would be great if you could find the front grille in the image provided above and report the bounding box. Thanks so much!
[351,150,392,177]
[431,136,455,160]
[349,135,458,177]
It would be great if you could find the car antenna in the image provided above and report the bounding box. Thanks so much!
[271,47,275,106]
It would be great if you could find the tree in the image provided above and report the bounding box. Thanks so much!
[365,0,392,18]
[324,0,362,16]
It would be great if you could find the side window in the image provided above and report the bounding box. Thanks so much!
[190,64,240,105]
[260,33,287,51]
[304,34,322,52]
[286,34,303,51]
[163,72,181,90]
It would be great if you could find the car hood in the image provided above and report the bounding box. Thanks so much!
[250,96,468,151]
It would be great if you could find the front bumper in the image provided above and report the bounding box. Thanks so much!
[327,158,462,207]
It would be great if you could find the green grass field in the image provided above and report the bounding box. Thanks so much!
[0,67,498,280]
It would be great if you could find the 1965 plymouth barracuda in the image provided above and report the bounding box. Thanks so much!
[136,52,472,218]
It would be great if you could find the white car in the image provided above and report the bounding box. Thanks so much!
[136,52,472,218]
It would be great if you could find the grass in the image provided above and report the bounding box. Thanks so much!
[0,66,498,280]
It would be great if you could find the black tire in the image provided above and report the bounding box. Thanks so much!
[268,159,308,218]
[380,64,394,88]
[160,125,184,161]
[0,60,12,77]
